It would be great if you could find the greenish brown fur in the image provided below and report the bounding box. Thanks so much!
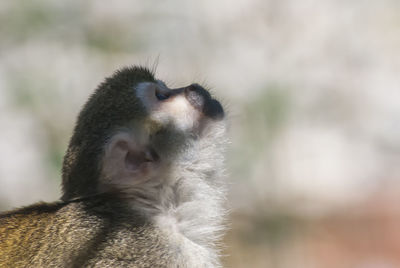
[0,194,181,267]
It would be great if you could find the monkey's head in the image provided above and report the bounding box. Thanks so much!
[62,66,226,201]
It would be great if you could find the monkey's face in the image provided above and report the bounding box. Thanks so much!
[98,69,225,194]
[135,81,224,133]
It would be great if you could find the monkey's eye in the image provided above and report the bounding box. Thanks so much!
[155,90,169,101]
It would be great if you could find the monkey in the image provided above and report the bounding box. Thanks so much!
[0,66,228,267]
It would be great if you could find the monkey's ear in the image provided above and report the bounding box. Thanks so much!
[101,133,153,185]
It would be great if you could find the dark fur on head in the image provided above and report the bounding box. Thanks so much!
[62,66,155,200]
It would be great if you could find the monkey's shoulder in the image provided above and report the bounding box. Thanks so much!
[0,201,64,226]
[0,197,169,267]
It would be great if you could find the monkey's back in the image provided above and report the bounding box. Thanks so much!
[0,196,179,268]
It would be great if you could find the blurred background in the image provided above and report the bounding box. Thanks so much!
[1,1,400,267]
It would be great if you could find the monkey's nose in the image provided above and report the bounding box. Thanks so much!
[185,84,224,120]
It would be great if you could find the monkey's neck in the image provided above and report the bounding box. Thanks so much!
[127,141,227,266]
[131,169,225,238]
